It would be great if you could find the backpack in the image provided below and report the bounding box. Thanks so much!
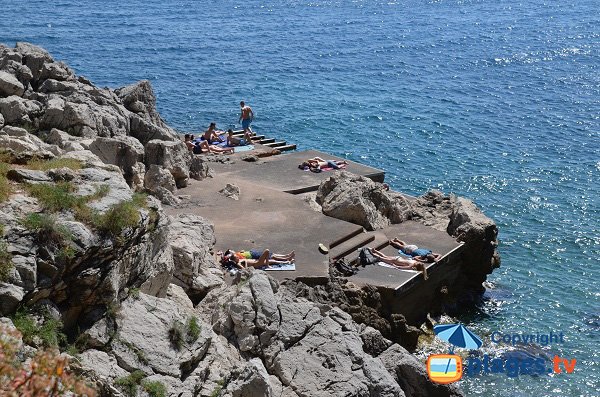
[333,258,357,277]
[358,247,378,267]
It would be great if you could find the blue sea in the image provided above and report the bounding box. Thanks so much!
[1,0,598,395]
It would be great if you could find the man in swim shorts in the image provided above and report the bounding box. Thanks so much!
[239,101,254,135]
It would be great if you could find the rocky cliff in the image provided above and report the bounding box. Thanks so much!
[0,43,466,396]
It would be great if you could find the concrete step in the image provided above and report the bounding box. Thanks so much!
[329,227,363,249]
[347,232,390,265]
[264,141,287,148]
[232,133,264,140]
[330,233,375,261]
[277,144,297,152]
[259,138,275,144]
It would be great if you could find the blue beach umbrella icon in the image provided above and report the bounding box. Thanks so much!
[434,323,483,353]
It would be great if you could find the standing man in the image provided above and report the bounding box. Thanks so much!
[239,101,254,135]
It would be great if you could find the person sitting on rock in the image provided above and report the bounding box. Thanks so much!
[368,247,428,279]
[389,238,441,263]
[201,122,226,143]
[184,134,195,151]
[226,129,252,147]
[218,249,295,269]
[193,140,234,155]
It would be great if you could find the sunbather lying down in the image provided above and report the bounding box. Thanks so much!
[298,157,348,171]
[193,140,234,155]
[389,238,441,263]
[219,249,295,269]
[368,247,428,280]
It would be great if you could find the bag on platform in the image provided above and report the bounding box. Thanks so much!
[358,247,378,267]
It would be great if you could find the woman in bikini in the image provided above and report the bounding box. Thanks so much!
[219,249,295,269]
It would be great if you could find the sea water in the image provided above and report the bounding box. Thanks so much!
[1,0,598,395]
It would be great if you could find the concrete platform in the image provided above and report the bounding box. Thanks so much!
[207,150,385,194]
[167,176,363,284]
[344,222,462,291]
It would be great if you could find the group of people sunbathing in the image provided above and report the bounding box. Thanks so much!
[218,249,295,269]
[184,122,255,155]
[217,239,439,277]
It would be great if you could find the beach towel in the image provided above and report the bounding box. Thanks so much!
[376,262,419,272]
[258,263,296,271]
[376,261,428,280]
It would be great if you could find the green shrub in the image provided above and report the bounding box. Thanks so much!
[168,320,185,350]
[25,182,79,212]
[0,240,12,282]
[0,162,10,202]
[93,193,147,237]
[11,308,67,348]
[186,316,201,344]
[26,158,83,171]
[115,370,146,397]
[21,213,72,247]
[143,380,167,397]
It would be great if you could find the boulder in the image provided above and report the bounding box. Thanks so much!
[316,171,414,231]
[0,283,24,315]
[168,214,224,303]
[0,95,42,124]
[108,293,212,377]
[189,156,214,180]
[115,80,162,126]
[15,42,53,83]
[0,71,25,97]
[46,128,85,152]
[41,61,74,82]
[0,112,4,129]
[78,349,129,380]
[38,79,79,93]
[89,136,145,187]
[128,114,177,144]
[6,169,52,183]
[144,164,176,193]
[144,139,190,188]
[219,183,240,200]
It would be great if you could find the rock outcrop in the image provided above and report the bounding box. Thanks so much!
[72,271,461,397]
[0,41,189,201]
[317,172,414,231]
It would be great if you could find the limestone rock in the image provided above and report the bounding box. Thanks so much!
[89,135,145,187]
[219,183,240,200]
[0,283,24,315]
[15,42,53,83]
[6,168,52,183]
[0,112,4,129]
[115,80,164,128]
[144,139,190,187]
[189,156,214,180]
[317,171,414,231]
[78,349,129,380]
[0,95,42,124]
[45,128,85,152]
[144,164,176,193]
[0,70,25,97]
[210,271,409,397]
[168,214,223,303]
[109,293,212,377]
